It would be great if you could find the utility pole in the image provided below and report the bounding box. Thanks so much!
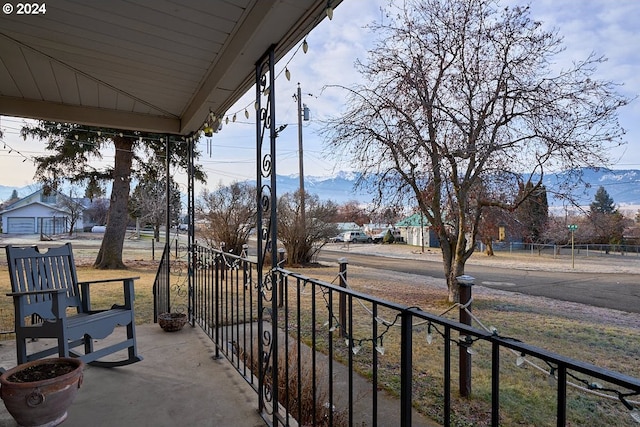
[296,84,310,230]
[297,83,305,228]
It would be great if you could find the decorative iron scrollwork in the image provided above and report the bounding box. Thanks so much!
[256,45,279,417]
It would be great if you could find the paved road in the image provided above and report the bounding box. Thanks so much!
[318,250,640,314]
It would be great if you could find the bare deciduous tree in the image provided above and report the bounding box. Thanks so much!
[83,198,109,229]
[130,176,181,242]
[55,188,83,236]
[196,182,256,254]
[322,0,629,301]
[477,205,524,256]
[333,200,370,226]
[277,191,339,266]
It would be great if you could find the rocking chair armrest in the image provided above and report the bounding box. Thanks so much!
[7,288,66,297]
[78,277,138,312]
[8,288,68,319]
[77,276,140,286]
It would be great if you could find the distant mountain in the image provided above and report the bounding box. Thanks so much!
[538,168,640,208]
[265,168,640,208]
[250,171,374,205]
[3,168,640,209]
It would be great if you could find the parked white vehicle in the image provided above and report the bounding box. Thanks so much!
[343,230,372,243]
[372,229,402,243]
[329,233,345,243]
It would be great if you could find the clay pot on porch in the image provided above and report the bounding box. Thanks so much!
[0,357,84,427]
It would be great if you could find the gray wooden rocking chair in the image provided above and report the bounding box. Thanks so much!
[5,243,142,367]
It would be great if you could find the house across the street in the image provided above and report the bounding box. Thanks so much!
[0,188,86,235]
[395,213,439,248]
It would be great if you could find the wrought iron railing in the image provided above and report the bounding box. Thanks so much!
[153,240,190,323]
[189,244,640,426]
[153,242,170,323]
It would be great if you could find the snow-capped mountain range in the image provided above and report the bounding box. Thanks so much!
[3,168,640,209]
[253,169,640,209]
[264,168,640,208]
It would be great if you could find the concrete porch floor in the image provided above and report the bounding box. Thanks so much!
[0,324,265,427]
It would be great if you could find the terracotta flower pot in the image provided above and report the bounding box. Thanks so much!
[0,357,84,427]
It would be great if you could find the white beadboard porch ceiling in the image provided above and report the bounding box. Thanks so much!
[0,0,340,135]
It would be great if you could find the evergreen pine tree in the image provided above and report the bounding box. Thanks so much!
[590,186,616,214]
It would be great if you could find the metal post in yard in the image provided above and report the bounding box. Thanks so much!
[568,224,578,269]
[572,230,575,268]
[457,274,475,398]
[339,258,348,338]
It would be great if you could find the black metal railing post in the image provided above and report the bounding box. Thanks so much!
[339,257,348,338]
[255,44,279,424]
[444,326,452,426]
[214,252,221,359]
[187,136,195,326]
[491,341,500,427]
[557,365,567,427]
[457,275,475,397]
[400,309,413,426]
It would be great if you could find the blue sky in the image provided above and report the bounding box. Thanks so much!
[1,0,639,191]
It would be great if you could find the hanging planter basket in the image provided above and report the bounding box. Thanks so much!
[158,312,188,332]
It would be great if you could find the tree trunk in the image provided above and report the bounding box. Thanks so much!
[94,136,134,269]
[441,229,472,303]
[441,241,462,303]
[445,259,464,303]
[485,239,494,256]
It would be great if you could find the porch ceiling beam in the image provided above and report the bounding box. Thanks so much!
[0,96,181,134]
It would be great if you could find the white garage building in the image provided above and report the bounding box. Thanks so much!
[0,189,84,235]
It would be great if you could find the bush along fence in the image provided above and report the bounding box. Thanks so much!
[183,244,640,427]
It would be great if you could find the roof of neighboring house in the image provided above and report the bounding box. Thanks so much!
[396,213,431,227]
[0,188,82,215]
[0,200,71,216]
[335,222,362,231]
[0,198,19,211]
